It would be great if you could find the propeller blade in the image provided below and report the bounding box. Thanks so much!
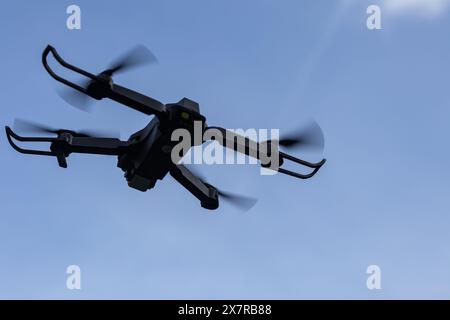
[106,45,158,75]
[56,79,93,112]
[76,129,120,139]
[277,120,324,151]
[216,190,258,211]
[14,118,58,135]
[56,45,157,112]
[14,118,119,139]
[187,166,257,211]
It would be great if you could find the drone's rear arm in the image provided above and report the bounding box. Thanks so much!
[204,126,326,179]
[5,126,130,168]
[64,136,129,155]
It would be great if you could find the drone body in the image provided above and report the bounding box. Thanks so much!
[5,45,326,210]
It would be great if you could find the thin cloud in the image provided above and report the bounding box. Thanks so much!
[382,0,450,17]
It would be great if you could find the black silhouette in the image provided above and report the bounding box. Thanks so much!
[5,45,326,210]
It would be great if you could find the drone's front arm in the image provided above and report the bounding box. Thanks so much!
[106,84,166,116]
[42,45,166,117]
[204,126,326,179]
[169,164,219,210]
[5,126,130,168]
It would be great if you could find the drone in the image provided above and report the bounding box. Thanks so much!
[5,45,326,210]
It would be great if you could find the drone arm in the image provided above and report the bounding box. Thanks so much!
[5,126,130,168]
[204,126,326,179]
[169,164,219,210]
[42,45,166,117]
[204,126,261,160]
[62,137,130,156]
[107,84,166,116]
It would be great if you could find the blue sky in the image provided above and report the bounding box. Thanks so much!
[1,0,450,299]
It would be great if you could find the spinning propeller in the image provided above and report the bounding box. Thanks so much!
[273,120,325,152]
[187,166,258,212]
[57,45,158,112]
[14,118,119,138]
